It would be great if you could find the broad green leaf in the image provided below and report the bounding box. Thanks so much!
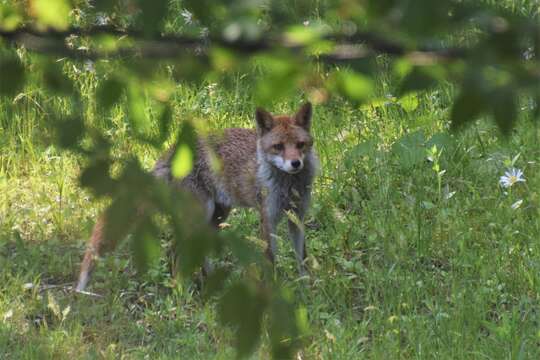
[269,292,301,360]
[171,57,210,84]
[131,219,161,273]
[171,144,193,179]
[171,120,197,179]
[56,116,84,149]
[398,93,419,113]
[391,131,426,169]
[102,193,139,251]
[94,0,119,12]
[219,283,267,358]
[79,159,117,196]
[398,0,453,36]
[30,0,71,30]
[0,53,25,96]
[43,62,73,95]
[344,140,378,168]
[226,233,265,267]
[284,24,329,45]
[158,105,172,143]
[0,4,23,30]
[491,87,517,135]
[203,267,231,297]
[211,47,239,72]
[127,83,150,136]
[171,209,218,276]
[425,132,454,152]
[333,70,374,103]
[450,88,486,130]
[136,0,168,35]
[398,66,442,95]
[97,76,124,111]
[254,56,301,105]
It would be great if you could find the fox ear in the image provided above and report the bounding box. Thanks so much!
[295,102,312,130]
[255,108,274,134]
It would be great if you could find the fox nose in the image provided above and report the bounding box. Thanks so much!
[291,160,301,169]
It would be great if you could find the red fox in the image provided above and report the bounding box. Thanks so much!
[76,102,317,291]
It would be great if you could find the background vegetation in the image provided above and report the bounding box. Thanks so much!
[1,0,539,358]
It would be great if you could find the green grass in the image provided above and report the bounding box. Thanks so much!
[2,4,540,359]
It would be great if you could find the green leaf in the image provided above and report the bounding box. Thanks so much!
[171,145,193,179]
[0,4,23,30]
[127,82,150,136]
[391,131,426,169]
[491,87,517,135]
[425,132,454,152]
[30,0,71,30]
[158,105,172,143]
[131,219,161,273]
[93,0,118,12]
[450,88,486,130]
[43,62,73,95]
[226,233,264,267]
[56,116,84,149]
[203,266,231,297]
[219,283,267,358]
[136,0,168,35]
[398,66,441,95]
[171,211,218,276]
[284,24,329,45]
[254,56,301,105]
[269,292,301,360]
[102,193,139,251]
[171,121,197,179]
[344,140,378,168]
[79,159,117,196]
[397,93,419,113]
[0,53,25,96]
[333,70,374,103]
[97,76,124,112]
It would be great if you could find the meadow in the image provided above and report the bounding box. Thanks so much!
[1,1,540,359]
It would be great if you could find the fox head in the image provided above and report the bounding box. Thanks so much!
[255,102,313,174]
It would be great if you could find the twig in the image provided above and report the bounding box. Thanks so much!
[23,282,104,298]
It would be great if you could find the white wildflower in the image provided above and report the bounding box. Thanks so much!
[96,14,109,26]
[84,60,95,73]
[511,199,523,210]
[499,168,525,188]
[181,9,193,24]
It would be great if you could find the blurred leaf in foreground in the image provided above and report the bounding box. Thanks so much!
[219,282,268,358]
[0,52,25,96]
[29,0,71,30]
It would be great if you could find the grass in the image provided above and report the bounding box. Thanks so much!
[2,3,540,359]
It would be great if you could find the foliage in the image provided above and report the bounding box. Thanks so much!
[0,0,539,358]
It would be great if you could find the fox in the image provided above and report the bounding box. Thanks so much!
[76,102,317,292]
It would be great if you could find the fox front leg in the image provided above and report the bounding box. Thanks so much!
[287,212,307,276]
[260,197,281,265]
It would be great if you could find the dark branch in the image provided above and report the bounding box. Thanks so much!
[0,26,468,63]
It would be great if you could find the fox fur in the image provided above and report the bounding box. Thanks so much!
[76,102,317,292]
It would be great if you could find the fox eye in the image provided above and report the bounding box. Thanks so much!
[296,141,305,149]
[273,143,284,151]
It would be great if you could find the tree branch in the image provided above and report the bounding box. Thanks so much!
[0,26,468,63]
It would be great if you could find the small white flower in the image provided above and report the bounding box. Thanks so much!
[96,14,109,26]
[84,60,95,73]
[303,20,310,26]
[511,199,523,210]
[181,9,193,24]
[499,168,526,188]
